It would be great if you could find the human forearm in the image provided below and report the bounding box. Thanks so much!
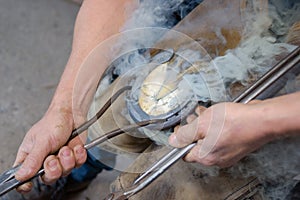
[15,0,137,189]
[256,91,300,139]
[49,0,137,117]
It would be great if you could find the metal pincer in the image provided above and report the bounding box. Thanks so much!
[0,85,165,197]
[103,46,300,199]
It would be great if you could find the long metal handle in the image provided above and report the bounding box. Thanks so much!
[121,143,196,199]
[0,168,45,197]
[119,46,300,199]
[84,119,166,150]
[234,46,300,103]
[0,119,164,197]
[70,86,132,139]
[0,86,132,197]
[133,147,181,185]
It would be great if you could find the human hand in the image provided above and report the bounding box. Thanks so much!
[13,105,87,193]
[169,102,272,168]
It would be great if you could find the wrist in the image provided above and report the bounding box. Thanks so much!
[246,103,278,143]
[252,99,293,141]
[48,88,72,111]
[47,100,73,118]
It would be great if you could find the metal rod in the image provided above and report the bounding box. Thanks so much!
[70,86,132,139]
[0,86,133,197]
[0,118,166,197]
[237,53,300,103]
[234,46,300,103]
[133,147,181,185]
[124,143,196,198]
[0,168,45,197]
[122,47,300,198]
[84,119,166,150]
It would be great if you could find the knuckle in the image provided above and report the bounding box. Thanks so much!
[184,153,197,163]
[187,148,202,163]
[196,120,206,137]
[200,155,217,166]
[48,134,60,152]
[24,155,40,170]
[61,158,75,172]
[75,152,87,167]
[73,146,87,165]
[58,146,71,157]
[178,134,189,144]
[177,129,193,143]
[44,157,62,179]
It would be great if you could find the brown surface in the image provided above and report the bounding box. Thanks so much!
[287,22,300,46]
[111,145,263,200]
[153,0,268,57]
[89,78,152,154]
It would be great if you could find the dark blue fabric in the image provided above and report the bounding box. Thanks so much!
[70,151,112,182]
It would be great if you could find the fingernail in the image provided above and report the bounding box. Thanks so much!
[169,134,179,147]
[62,149,71,157]
[75,145,84,155]
[48,159,57,171]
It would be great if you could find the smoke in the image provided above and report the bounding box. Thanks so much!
[201,2,300,199]
[89,0,300,199]
[123,0,203,30]
[268,0,300,39]
[228,137,300,199]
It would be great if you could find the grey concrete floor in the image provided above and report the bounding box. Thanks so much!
[0,0,118,199]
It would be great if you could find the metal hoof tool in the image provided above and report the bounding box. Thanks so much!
[0,48,176,197]
[103,46,300,199]
[103,143,195,200]
[0,85,165,197]
[1,46,300,198]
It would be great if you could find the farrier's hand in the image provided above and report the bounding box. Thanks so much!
[169,102,272,168]
[13,105,87,193]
